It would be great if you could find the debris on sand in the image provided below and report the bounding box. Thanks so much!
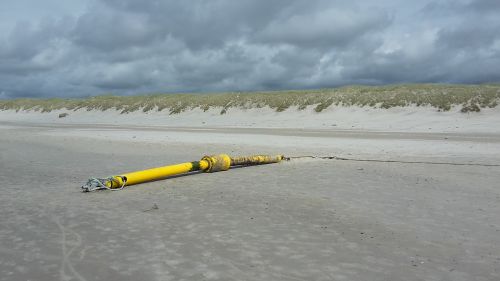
[143,203,159,212]
[58,113,69,118]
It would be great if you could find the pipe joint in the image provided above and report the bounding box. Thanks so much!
[201,154,231,172]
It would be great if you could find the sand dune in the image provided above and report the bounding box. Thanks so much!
[2,104,500,134]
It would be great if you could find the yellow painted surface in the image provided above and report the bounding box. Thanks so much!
[108,160,210,188]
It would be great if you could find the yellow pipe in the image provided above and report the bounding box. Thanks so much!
[82,154,284,192]
[107,160,210,188]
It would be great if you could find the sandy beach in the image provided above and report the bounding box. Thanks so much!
[2,0,500,278]
[1,108,499,281]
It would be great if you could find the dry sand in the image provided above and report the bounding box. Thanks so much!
[1,109,499,280]
[1,104,500,133]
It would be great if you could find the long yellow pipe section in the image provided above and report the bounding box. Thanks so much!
[82,154,284,192]
[110,161,209,187]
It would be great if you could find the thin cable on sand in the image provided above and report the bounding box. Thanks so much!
[286,156,500,167]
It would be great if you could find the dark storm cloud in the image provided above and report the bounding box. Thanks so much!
[456,0,500,13]
[0,0,499,98]
[99,0,299,49]
[257,5,391,48]
[0,17,73,74]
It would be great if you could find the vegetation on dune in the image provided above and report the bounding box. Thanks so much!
[1,84,499,114]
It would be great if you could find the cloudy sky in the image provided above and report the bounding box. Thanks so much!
[0,0,499,98]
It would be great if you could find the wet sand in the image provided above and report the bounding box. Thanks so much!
[1,122,499,281]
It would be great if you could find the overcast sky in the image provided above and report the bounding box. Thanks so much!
[1,0,499,98]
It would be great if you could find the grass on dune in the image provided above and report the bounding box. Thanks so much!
[1,84,499,114]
